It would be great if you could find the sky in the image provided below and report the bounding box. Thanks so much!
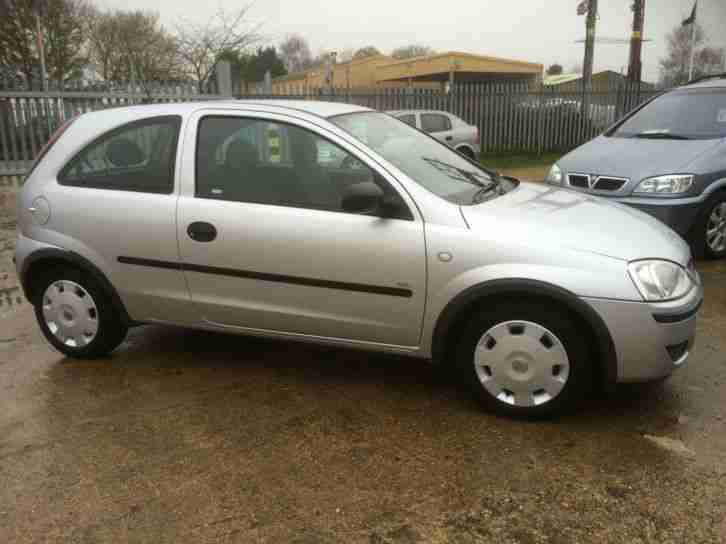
[95,0,726,83]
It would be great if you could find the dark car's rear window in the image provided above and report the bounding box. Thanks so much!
[612,88,726,140]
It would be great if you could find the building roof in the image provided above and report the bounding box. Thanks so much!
[543,73,583,86]
[543,70,654,87]
[272,51,543,86]
[376,51,543,82]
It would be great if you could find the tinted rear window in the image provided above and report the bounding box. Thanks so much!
[612,88,726,140]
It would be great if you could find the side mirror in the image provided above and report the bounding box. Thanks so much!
[341,181,384,214]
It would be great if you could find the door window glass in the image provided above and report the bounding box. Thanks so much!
[59,116,180,193]
[195,116,409,217]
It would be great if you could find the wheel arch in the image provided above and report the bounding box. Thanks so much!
[431,278,618,390]
[455,143,476,158]
[20,248,133,326]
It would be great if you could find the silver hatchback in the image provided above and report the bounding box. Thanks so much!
[15,100,703,417]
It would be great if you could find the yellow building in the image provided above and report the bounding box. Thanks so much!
[271,51,542,92]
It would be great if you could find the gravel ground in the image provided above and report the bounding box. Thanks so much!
[1,194,726,543]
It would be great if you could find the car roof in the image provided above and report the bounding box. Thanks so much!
[81,100,372,122]
[387,109,453,116]
[679,76,726,90]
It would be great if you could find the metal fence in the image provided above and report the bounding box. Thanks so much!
[0,80,661,181]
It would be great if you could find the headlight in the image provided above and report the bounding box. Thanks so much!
[628,260,694,301]
[634,174,694,194]
[545,164,563,185]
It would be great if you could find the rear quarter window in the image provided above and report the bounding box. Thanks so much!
[58,115,181,193]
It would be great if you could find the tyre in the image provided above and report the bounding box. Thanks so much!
[698,192,726,260]
[455,299,593,419]
[33,266,128,358]
[458,147,475,160]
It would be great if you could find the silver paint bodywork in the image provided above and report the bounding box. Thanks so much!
[387,109,479,157]
[16,100,702,382]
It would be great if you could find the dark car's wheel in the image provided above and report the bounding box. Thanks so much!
[697,191,726,260]
[33,266,128,358]
[455,299,593,419]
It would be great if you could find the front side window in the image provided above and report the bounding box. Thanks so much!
[59,116,180,193]
[420,113,451,133]
[331,112,514,205]
[612,88,726,140]
[195,116,409,215]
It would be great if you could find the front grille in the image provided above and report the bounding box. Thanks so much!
[666,340,690,363]
[568,174,590,188]
[592,177,627,191]
[566,173,629,192]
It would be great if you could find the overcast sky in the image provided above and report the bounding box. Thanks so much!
[95,0,726,83]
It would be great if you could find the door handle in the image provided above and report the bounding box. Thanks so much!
[187,221,217,243]
[445,135,453,141]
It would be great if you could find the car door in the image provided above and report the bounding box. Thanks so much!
[52,115,189,322]
[420,112,454,146]
[176,109,427,348]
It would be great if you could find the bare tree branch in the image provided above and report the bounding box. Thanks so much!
[175,5,261,93]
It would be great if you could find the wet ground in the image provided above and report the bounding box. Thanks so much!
[2,208,726,542]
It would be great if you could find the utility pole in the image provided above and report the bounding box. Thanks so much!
[627,0,645,83]
[582,0,598,91]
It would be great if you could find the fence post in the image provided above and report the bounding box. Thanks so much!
[537,84,545,157]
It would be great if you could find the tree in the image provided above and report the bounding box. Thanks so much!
[0,0,38,86]
[245,47,286,82]
[659,23,722,87]
[87,9,182,96]
[176,5,261,92]
[0,0,89,89]
[353,46,381,60]
[546,63,563,76]
[279,34,313,73]
[42,0,89,86]
[391,44,435,60]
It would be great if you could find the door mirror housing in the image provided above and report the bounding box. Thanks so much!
[341,180,414,220]
[341,181,384,214]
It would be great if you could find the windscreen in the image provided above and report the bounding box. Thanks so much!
[330,112,513,205]
[612,88,726,140]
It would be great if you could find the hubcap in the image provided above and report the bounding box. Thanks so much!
[706,202,726,254]
[474,321,570,408]
[42,280,99,348]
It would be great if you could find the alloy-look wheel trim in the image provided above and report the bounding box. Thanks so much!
[474,320,570,408]
[42,280,99,348]
[706,202,726,254]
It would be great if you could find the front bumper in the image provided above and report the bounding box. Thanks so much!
[613,197,702,238]
[582,283,703,382]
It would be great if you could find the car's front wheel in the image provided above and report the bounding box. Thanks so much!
[455,299,592,418]
[33,266,128,358]
[700,192,726,259]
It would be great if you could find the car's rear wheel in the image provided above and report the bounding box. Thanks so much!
[458,147,475,160]
[701,192,726,259]
[455,299,592,418]
[33,266,128,358]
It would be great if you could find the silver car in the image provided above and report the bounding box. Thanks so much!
[15,100,702,418]
[387,109,479,159]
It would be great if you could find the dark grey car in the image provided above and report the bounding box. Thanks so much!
[546,75,726,259]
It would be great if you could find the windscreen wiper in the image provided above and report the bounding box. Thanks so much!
[632,131,691,140]
[471,177,502,203]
